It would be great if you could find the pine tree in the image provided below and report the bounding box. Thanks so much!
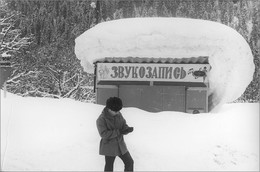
[187,0,196,18]
[202,11,210,20]
[238,0,251,41]
[94,0,101,25]
[150,0,159,17]
[150,7,158,17]
[211,0,221,22]
[206,0,213,12]
[176,2,185,17]
[162,1,172,17]
[198,0,207,19]
[222,11,229,25]
[220,0,229,25]
[113,8,123,19]
[133,4,141,17]
[142,7,149,17]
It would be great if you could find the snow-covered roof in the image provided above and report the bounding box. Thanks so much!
[94,56,209,64]
[74,17,255,109]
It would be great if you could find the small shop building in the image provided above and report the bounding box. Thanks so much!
[94,56,211,113]
[75,18,253,113]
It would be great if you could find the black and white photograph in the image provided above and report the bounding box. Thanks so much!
[0,0,259,171]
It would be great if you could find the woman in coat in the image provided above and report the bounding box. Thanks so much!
[96,97,134,172]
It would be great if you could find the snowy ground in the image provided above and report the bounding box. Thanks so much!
[1,90,259,171]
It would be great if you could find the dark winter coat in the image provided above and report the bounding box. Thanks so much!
[96,108,130,156]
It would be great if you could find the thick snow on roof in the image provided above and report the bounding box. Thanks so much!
[75,17,255,109]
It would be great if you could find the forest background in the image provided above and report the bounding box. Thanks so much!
[0,0,259,103]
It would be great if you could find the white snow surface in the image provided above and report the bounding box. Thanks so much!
[75,17,255,108]
[1,91,259,171]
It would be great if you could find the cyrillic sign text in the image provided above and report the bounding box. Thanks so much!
[97,63,210,83]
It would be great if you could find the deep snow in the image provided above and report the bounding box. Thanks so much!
[1,90,259,171]
[75,17,255,110]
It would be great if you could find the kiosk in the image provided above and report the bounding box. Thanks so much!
[94,56,210,113]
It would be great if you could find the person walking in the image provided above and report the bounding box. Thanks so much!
[96,97,134,172]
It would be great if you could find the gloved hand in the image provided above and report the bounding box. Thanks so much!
[120,127,134,135]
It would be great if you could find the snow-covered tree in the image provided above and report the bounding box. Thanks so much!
[0,0,34,89]
[0,0,33,58]
[6,42,94,102]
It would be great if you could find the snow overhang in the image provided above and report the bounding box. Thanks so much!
[75,17,255,110]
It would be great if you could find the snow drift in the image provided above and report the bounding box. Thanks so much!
[1,91,259,171]
[75,17,255,110]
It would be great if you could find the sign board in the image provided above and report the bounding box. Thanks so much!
[0,55,12,88]
[97,63,210,83]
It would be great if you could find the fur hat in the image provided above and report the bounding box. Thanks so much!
[106,97,123,112]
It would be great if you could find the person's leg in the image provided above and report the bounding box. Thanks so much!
[105,156,116,172]
[119,151,134,172]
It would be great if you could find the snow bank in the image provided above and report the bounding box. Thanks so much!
[75,17,255,110]
[1,91,259,171]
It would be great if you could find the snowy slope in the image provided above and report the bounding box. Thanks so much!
[1,91,259,171]
[75,17,255,110]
